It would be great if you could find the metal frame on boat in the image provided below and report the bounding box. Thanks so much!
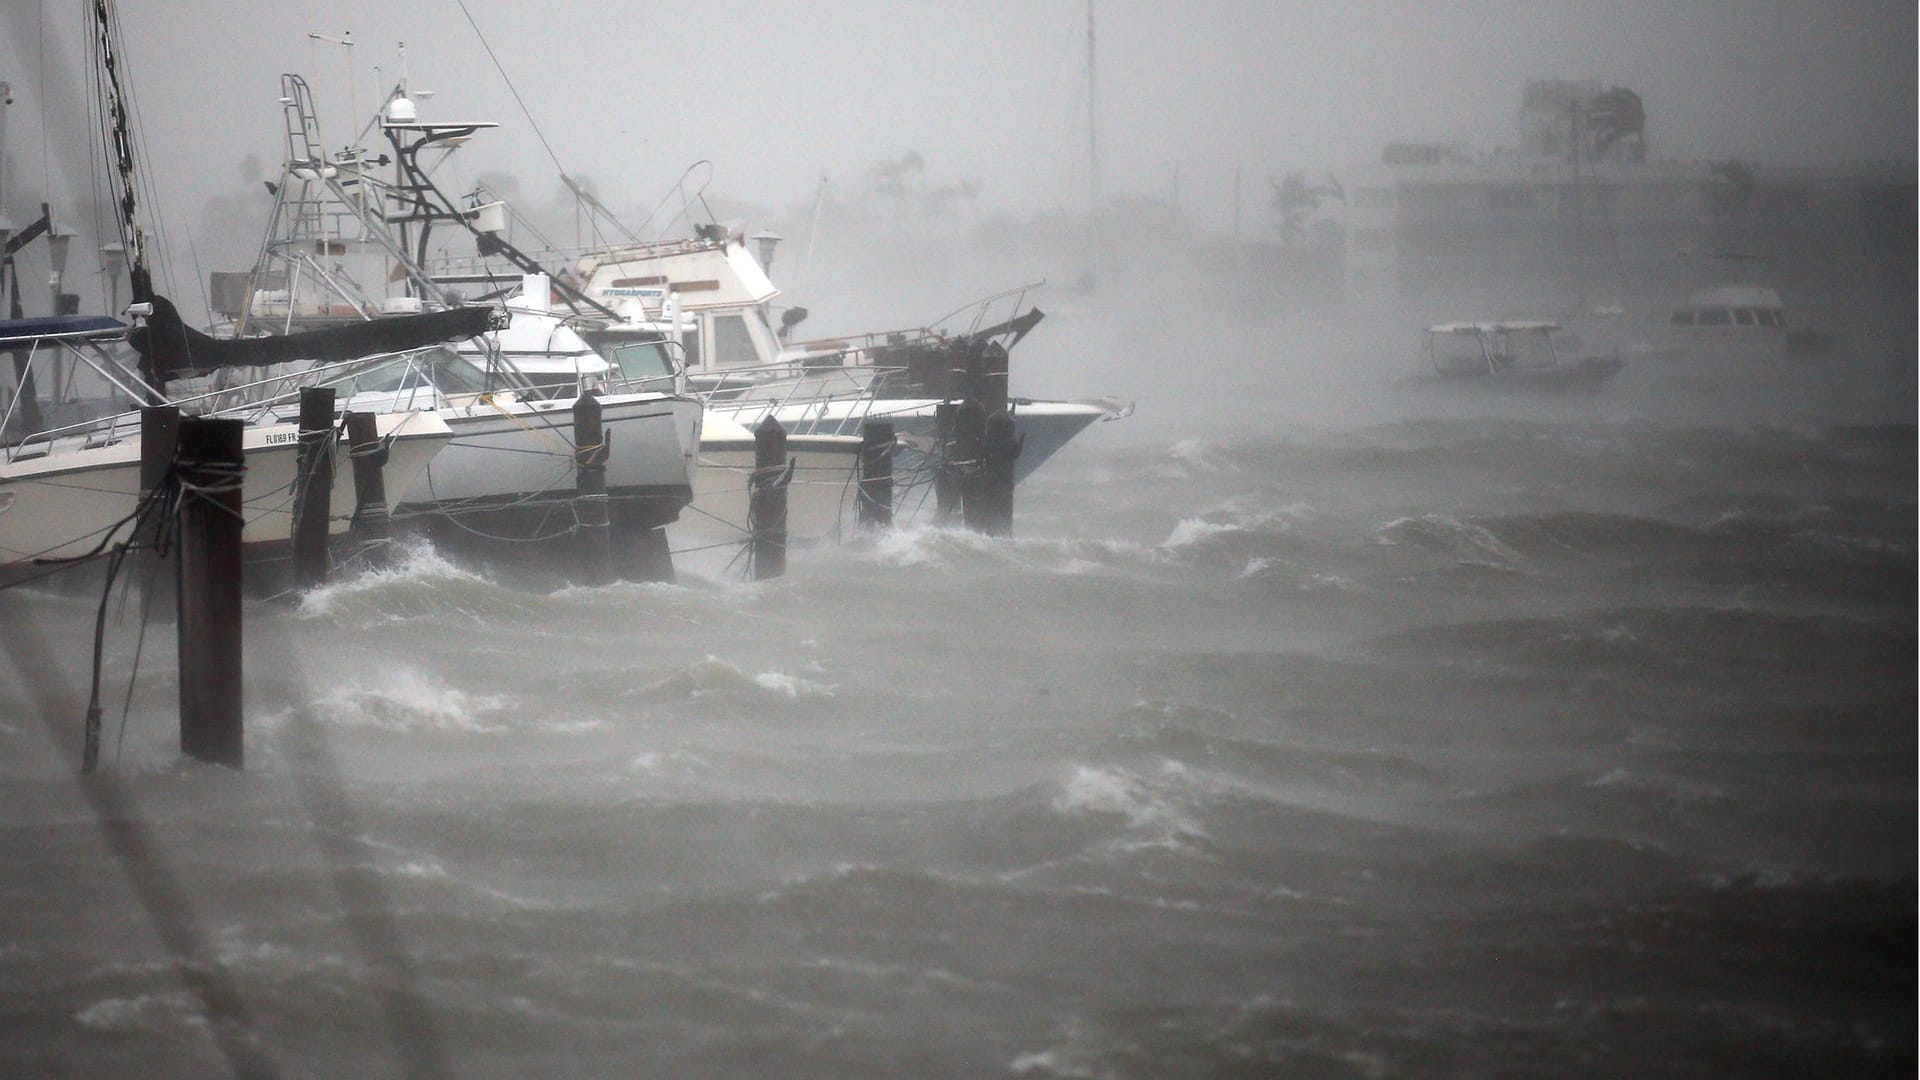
[1417,319,1625,391]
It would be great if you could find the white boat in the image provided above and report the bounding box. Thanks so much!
[563,232,1126,485]
[338,343,700,540]
[1408,320,1625,392]
[1658,284,1793,364]
[1,316,454,575]
[0,13,463,582]
[215,78,702,552]
[676,415,865,553]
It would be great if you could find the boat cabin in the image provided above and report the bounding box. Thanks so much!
[1666,285,1787,330]
[573,235,791,375]
[1660,284,1790,363]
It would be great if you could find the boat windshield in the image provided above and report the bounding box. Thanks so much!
[336,346,493,397]
[603,338,679,392]
[1501,328,1557,370]
[1430,333,1492,375]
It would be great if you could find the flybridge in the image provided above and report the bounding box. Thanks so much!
[572,237,780,315]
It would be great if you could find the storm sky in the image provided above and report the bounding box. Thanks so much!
[3,0,1914,243]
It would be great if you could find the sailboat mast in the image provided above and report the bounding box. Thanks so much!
[92,0,152,307]
[1086,0,1100,289]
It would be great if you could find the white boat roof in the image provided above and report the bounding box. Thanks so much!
[573,235,778,313]
[1427,320,1561,334]
[453,291,608,374]
[381,120,498,132]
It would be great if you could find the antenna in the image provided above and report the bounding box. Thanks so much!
[1085,0,1100,290]
[307,29,356,146]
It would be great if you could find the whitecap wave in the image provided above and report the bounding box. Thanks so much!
[74,993,203,1034]
[1161,436,1238,477]
[1163,517,1241,549]
[636,656,834,700]
[295,543,487,619]
[1051,763,1207,846]
[1376,512,1528,567]
[294,668,508,733]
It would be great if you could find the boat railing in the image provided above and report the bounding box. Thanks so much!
[924,280,1044,340]
[778,282,1046,367]
[690,358,916,437]
[2,345,464,463]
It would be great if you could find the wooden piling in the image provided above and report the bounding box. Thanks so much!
[749,416,788,580]
[138,405,180,549]
[139,405,181,503]
[933,401,958,520]
[176,417,246,769]
[857,420,894,528]
[87,406,184,773]
[952,399,986,531]
[343,411,392,569]
[573,393,613,586]
[979,342,1010,417]
[292,387,337,589]
[976,409,1022,537]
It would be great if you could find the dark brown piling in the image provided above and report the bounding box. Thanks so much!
[974,409,1022,537]
[857,420,894,528]
[176,417,246,769]
[139,405,181,503]
[979,343,1010,416]
[952,399,986,531]
[933,401,959,520]
[749,416,789,580]
[138,405,180,558]
[134,403,181,649]
[136,404,181,615]
[343,411,392,569]
[573,393,613,586]
[292,387,337,589]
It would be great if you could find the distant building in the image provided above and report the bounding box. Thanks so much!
[1519,79,1648,165]
[1338,79,1913,300]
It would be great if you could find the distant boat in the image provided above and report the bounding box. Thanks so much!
[1658,284,1799,364]
[1407,319,1624,392]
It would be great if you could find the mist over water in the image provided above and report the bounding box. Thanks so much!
[3,0,1916,1069]
[3,236,1913,1076]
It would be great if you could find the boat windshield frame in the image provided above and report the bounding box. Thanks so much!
[1426,321,1564,375]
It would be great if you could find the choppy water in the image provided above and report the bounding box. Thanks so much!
[2,328,1914,1077]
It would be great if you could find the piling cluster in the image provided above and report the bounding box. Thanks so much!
[120,375,1024,771]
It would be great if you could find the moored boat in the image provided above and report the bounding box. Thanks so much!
[1406,319,1624,393]
[1,314,454,577]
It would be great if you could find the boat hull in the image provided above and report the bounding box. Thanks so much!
[0,411,452,571]
[706,398,1109,484]
[673,422,865,555]
[393,393,702,538]
[1402,357,1626,395]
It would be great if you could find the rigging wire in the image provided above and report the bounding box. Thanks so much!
[80,469,172,772]
[36,0,50,202]
[451,0,639,252]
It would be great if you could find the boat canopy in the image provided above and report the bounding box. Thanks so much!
[1426,320,1561,336]
[1685,285,1783,310]
[130,294,496,382]
[0,315,127,345]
